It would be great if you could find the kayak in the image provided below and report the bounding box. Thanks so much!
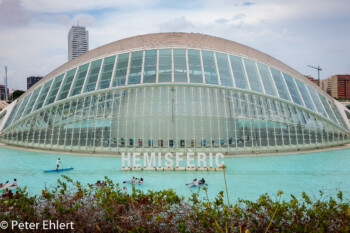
[123,181,135,184]
[0,185,18,192]
[186,183,208,188]
[44,167,74,173]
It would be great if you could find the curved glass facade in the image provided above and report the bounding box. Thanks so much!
[1,46,349,153]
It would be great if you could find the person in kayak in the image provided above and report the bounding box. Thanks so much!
[186,179,199,188]
[10,178,17,187]
[198,178,208,186]
[136,178,143,184]
[123,177,136,184]
[94,180,101,187]
[56,158,62,170]
[186,178,197,185]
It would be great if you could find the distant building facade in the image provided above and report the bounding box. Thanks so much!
[68,26,89,61]
[321,75,350,99]
[27,76,43,90]
[0,85,9,101]
[321,78,331,95]
[305,75,319,86]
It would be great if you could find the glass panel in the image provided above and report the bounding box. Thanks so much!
[270,67,291,101]
[44,74,65,106]
[12,93,32,124]
[4,84,349,151]
[229,55,248,90]
[243,59,263,93]
[328,100,347,129]
[83,59,103,93]
[257,63,277,97]
[318,93,338,122]
[97,55,116,90]
[307,86,328,118]
[174,49,188,82]
[143,49,157,83]
[112,53,129,87]
[56,68,76,101]
[3,104,19,129]
[158,49,172,83]
[22,86,42,117]
[127,51,143,85]
[283,73,304,106]
[294,79,316,111]
[33,80,53,111]
[202,50,219,85]
[70,63,90,97]
[188,49,203,83]
[216,52,233,87]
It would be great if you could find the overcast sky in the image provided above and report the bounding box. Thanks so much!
[0,0,349,90]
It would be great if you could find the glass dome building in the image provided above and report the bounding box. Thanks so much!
[0,33,349,154]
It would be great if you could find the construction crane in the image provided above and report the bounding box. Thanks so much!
[307,65,322,87]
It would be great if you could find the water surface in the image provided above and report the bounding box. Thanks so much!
[0,147,349,201]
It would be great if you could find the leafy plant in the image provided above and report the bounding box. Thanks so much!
[1,175,348,232]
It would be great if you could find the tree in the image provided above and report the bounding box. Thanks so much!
[11,90,25,101]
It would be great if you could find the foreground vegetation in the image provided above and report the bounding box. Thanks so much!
[1,175,349,233]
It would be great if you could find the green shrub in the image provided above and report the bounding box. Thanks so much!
[0,175,349,232]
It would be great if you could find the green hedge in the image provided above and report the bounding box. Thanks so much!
[0,175,349,232]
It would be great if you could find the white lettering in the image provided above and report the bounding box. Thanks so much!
[164,153,173,167]
[197,152,207,167]
[121,152,130,167]
[133,153,141,167]
[121,152,225,170]
[175,152,183,167]
[144,152,156,167]
[11,221,18,229]
[186,152,195,167]
[10,220,73,230]
[215,153,224,167]
[157,152,162,167]
[209,153,214,168]
[11,221,39,230]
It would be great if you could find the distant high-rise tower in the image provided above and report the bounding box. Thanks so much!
[68,25,89,61]
[27,76,43,90]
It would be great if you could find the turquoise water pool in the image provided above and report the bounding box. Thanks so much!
[0,146,349,201]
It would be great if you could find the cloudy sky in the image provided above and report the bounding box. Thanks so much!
[0,0,349,90]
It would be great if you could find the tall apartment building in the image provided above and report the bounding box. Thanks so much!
[68,26,89,61]
[321,75,350,99]
[27,76,43,90]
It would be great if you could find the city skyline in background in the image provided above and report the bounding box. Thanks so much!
[0,0,350,90]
